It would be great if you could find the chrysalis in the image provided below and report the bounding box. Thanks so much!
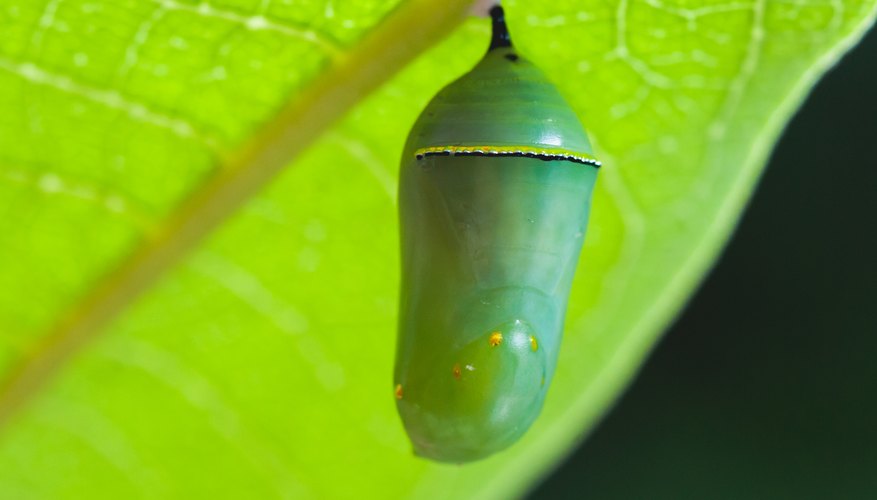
[394,6,600,463]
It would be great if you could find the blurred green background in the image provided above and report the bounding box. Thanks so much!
[532,22,877,500]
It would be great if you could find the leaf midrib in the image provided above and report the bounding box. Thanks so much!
[0,0,476,431]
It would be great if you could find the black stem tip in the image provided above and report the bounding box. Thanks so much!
[488,5,512,50]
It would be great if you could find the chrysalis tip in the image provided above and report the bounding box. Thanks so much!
[488,5,512,50]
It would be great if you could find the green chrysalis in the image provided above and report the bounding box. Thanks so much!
[394,6,600,463]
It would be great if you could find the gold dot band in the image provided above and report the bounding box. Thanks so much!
[414,145,601,167]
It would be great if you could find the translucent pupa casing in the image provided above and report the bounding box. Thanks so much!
[394,7,600,463]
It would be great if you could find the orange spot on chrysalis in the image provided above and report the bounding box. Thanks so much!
[394,384,403,399]
[529,335,538,351]
[488,331,503,347]
[452,363,462,379]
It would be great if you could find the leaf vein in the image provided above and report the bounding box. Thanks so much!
[150,0,345,58]
[0,56,222,151]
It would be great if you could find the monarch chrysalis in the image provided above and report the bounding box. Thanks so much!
[394,6,600,463]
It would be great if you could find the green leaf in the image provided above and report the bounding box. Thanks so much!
[0,0,873,498]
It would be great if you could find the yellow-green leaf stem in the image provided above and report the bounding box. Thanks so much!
[0,0,475,430]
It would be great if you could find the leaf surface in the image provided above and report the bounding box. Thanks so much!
[0,0,874,498]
